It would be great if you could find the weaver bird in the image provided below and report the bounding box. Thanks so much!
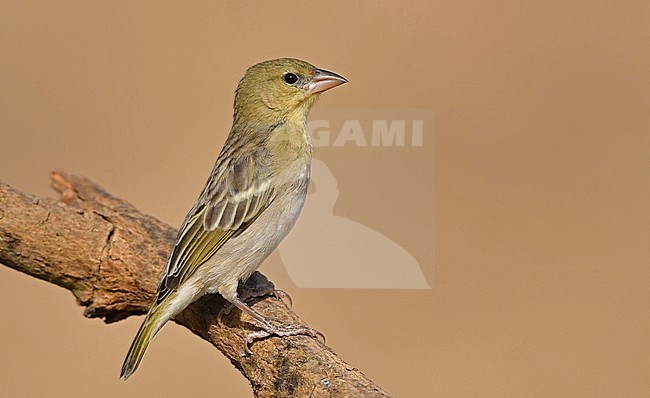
[120,58,347,379]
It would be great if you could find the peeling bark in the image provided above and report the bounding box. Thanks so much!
[0,172,390,397]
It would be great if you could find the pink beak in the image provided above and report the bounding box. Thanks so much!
[304,68,348,95]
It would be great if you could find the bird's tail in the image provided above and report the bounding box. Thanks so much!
[120,294,175,380]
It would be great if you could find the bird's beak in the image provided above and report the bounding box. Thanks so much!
[304,68,348,95]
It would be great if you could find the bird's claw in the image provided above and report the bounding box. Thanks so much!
[217,304,232,328]
[271,289,293,308]
[242,324,325,355]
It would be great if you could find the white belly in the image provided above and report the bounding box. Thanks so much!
[181,162,311,302]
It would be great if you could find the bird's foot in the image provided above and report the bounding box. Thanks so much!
[270,289,293,308]
[217,289,292,327]
[243,323,325,355]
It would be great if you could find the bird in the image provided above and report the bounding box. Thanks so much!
[120,58,347,380]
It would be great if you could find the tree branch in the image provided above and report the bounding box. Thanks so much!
[0,172,390,398]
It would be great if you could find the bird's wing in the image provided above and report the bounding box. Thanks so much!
[157,152,275,303]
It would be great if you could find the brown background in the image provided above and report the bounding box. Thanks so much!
[1,1,649,397]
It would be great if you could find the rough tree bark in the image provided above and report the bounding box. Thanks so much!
[0,172,390,398]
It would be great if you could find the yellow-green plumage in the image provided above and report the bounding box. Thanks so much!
[120,58,346,380]
[121,293,176,379]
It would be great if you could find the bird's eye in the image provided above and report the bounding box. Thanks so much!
[283,73,299,85]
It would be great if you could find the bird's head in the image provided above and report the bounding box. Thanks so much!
[233,58,347,127]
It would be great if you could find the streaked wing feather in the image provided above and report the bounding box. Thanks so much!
[204,156,275,231]
[157,152,274,302]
